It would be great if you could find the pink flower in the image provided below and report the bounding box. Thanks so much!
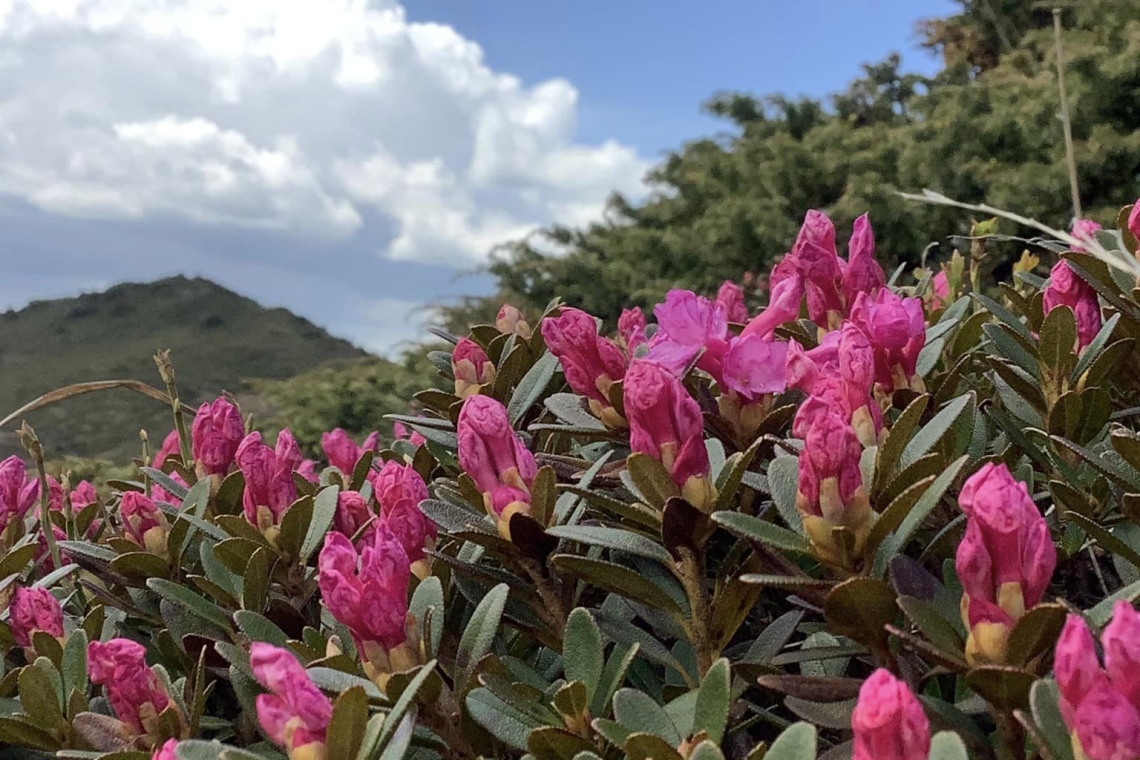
[334,490,373,539]
[119,492,170,555]
[1130,199,1140,242]
[71,481,97,511]
[321,428,378,477]
[1056,605,1140,760]
[10,586,64,647]
[153,739,178,760]
[88,639,171,735]
[623,360,714,509]
[452,338,497,398]
[741,268,804,340]
[542,307,627,426]
[648,289,733,384]
[1071,218,1103,253]
[840,214,886,305]
[238,430,304,537]
[720,335,788,401]
[851,669,930,760]
[1044,260,1102,350]
[788,325,880,446]
[618,307,648,353]
[371,460,429,513]
[848,290,926,389]
[393,422,426,448]
[297,459,319,484]
[715,281,750,324]
[929,271,950,310]
[0,456,37,532]
[495,303,532,338]
[191,397,244,476]
[955,463,1055,664]
[793,211,844,328]
[318,527,416,680]
[456,396,537,536]
[152,430,182,469]
[250,643,332,758]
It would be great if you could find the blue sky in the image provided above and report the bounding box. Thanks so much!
[0,0,958,356]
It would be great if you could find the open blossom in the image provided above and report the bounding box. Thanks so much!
[88,639,172,736]
[716,281,750,323]
[191,396,244,476]
[623,360,715,510]
[457,395,538,538]
[451,338,497,398]
[250,643,332,759]
[238,430,304,542]
[741,266,803,340]
[0,456,37,532]
[795,402,873,567]
[10,586,64,648]
[618,307,648,354]
[153,739,178,760]
[650,290,729,374]
[1043,260,1102,350]
[393,422,426,448]
[1055,604,1140,760]
[851,669,930,760]
[848,289,926,390]
[318,526,418,685]
[787,324,881,446]
[1071,218,1103,252]
[495,303,532,338]
[542,307,627,427]
[120,492,171,556]
[718,335,788,441]
[955,463,1055,665]
[321,428,378,477]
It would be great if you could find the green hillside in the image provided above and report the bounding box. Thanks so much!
[0,276,367,462]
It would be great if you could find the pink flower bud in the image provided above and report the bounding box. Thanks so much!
[321,428,377,477]
[297,460,319,483]
[333,491,373,539]
[851,669,930,760]
[840,214,886,305]
[1071,218,1103,253]
[542,307,627,419]
[238,431,302,535]
[720,335,788,401]
[88,639,171,735]
[393,422,426,447]
[796,405,863,516]
[1043,260,1102,350]
[792,211,844,327]
[191,397,243,476]
[120,492,170,555]
[1104,600,1140,710]
[929,271,950,310]
[623,360,712,504]
[1130,199,1140,242]
[371,461,429,515]
[153,739,178,760]
[250,643,332,757]
[1074,684,1140,760]
[457,396,537,534]
[618,307,648,352]
[152,430,182,468]
[384,498,432,564]
[0,456,38,532]
[848,290,926,388]
[451,338,497,397]
[715,281,750,324]
[495,303,532,338]
[71,481,97,511]
[10,586,64,647]
[1057,613,1109,717]
[318,527,411,670]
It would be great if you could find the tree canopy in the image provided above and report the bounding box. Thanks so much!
[442,0,1140,329]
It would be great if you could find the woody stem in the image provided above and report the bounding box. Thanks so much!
[677,546,714,678]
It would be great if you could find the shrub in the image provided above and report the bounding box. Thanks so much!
[0,203,1139,760]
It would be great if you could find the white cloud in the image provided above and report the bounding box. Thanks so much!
[0,0,649,265]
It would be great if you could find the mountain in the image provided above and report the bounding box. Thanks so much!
[0,276,368,462]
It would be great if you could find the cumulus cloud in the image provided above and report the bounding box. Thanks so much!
[0,0,649,268]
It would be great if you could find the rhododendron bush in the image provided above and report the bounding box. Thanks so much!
[3,203,1140,760]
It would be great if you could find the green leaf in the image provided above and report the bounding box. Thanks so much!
[0,715,61,751]
[897,597,965,657]
[624,733,684,760]
[374,713,414,760]
[713,438,763,513]
[688,741,726,760]
[409,576,444,659]
[764,722,817,760]
[1071,313,1120,385]
[325,686,369,760]
[872,455,968,577]
[612,688,681,745]
[455,584,508,691]
[692,658,730,744]
[545,525,673,564]
[20,662,63,730]
[240,547,271,612]
[510,351,560,424]
[873,395,930,490]
[563,608,604,701]
[1029,679,1076,760]
[376,661,437,751]
[928,731,969,760]
[1038,304,1079,379]
[551,554,685,616]
[233,610,289,646]
[899,394,974,469]
[712,511,811,555]
[527,726,596,760]
[824,578,896,653]
[146,578,234,634]
[300,486,340,563]
[465,687,538,751]
[592,642,639,718]
[61,629,88,703]
[766,456,802,532]
[626,453,681,508]
[973,292,1033,340]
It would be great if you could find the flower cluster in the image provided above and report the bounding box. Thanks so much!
[251,643,332,760]
[237,429,305,543]
[87,638,175,737]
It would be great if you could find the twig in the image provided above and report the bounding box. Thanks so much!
[0,379,196,429]
[1053,8,1082,219]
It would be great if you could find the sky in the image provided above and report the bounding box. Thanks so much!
[0,0,958,356]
